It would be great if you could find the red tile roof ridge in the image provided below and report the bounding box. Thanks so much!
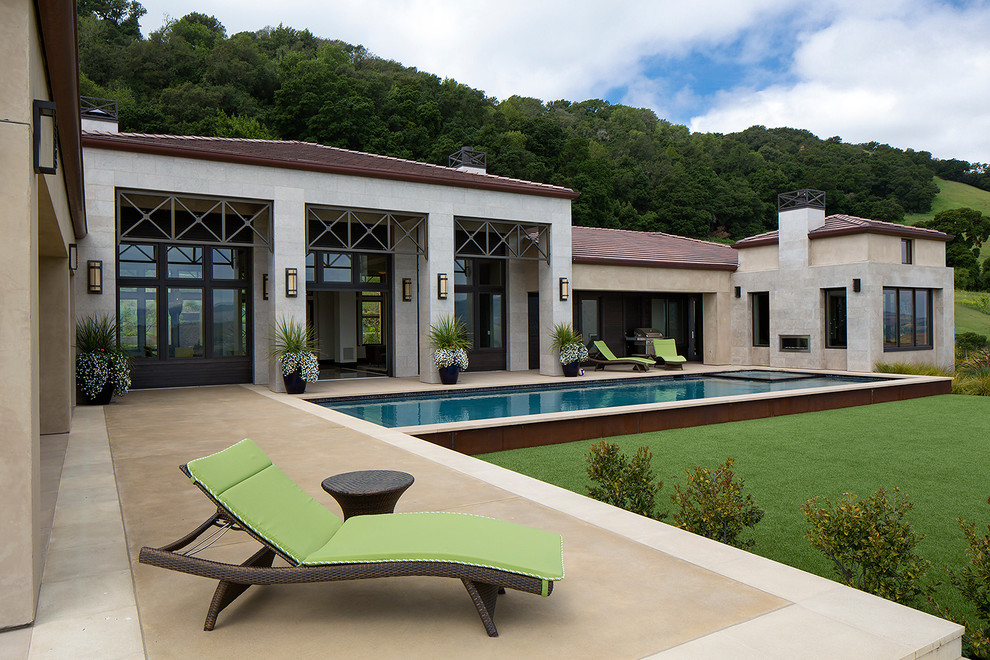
[81,131,576,195]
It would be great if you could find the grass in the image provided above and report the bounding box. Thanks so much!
[478,394,990,620]
[903,176,990,261]
[956,290,990,337]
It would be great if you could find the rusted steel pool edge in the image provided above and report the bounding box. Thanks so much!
[409,377,952,455]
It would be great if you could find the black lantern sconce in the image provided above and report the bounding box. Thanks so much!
[262,273,269,300]
[402,277,413,302]
[437,273,448,300]
[559,277,569,301]
[285,268,298,297]
[68,243,77,272]
[734,286,741,298]
[87,260,103,294]
[853,278,861,293]
[33,100,57,174]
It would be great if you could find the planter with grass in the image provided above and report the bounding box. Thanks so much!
[271,317,319,394]
[550,322,588,377]
[75,314,131,405]
[428,314,469,385]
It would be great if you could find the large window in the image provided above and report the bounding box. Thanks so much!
[883,288,932,350]
[752,292,769,347]
[824,288,847,348]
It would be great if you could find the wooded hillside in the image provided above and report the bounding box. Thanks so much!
[77,2,990,240]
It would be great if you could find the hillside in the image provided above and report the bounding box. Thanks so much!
[903,177,990,224]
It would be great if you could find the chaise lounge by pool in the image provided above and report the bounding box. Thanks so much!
[312,369,951,454]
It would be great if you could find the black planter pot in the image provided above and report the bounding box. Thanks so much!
[283,369,307,394]
[562,361,580,377]
[438,365,459,385]
[80,379,115,405]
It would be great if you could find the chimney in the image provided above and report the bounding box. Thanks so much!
[449,146,486,174]
[777,189,825,270]
[80,96,119,133]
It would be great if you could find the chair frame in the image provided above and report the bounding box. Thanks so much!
[588,340,654,372]
[138,465,552,637]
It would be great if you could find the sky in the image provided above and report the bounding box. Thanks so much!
[135,0,990,163]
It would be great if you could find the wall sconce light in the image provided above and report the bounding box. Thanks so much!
[437,273,448,300]
[559,277,569,301]
[68,243,77,271]
[33,100,57,174]
[285,268,298,297]
[262,273,269,300]
[853,278,861,293]
[402,277,413,302]
[87,260,102,294]
[734,286,741,298]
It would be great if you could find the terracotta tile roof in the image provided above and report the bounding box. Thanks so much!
[80,132,579,200]
[572,226,737,270]
[733,214,952,248]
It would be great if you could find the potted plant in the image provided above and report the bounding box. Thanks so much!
[428,314,469,385]
[550,322,589,377]
[271,317,319,394]
[75,314,131,405]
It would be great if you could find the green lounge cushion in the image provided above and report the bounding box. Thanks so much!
[653,338,686,362]
[593,340,654,365]
[186,439,343,563]
[304,512,565,585]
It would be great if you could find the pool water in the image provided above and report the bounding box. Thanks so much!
[319,371,884,428]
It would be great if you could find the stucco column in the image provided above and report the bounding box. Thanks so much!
[267,190,307,392]
[538,221,572,376]
[419,212,455,383]
[39,256,72,433]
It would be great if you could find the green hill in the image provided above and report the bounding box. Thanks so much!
[904,176,990,224]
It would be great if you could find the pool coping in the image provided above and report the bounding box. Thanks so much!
[304,369,952,454]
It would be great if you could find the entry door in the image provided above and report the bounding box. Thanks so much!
[454,258,506,370]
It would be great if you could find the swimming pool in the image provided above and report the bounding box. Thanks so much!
[319,371,887,428]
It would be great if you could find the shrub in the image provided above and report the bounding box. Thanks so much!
[959,349,990,378]
[957,332,990,354]
[873,361,954,377]
[941,498,990,659]
[585,441,664,519]
[803,488,933,606]
[670,458,764,549]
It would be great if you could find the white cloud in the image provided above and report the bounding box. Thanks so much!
[690,2,990,161]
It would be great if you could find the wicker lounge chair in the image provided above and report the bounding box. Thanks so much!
[138,439,564,637]
[589,340,655,372]
[652,338,686,370]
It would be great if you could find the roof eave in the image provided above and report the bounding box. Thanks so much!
[809,226,952,242]
[573,256,737,271]
[80,135,581,200]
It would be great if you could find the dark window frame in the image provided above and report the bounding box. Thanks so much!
[883,287,933,351]
[752,292,770,347]
[901,238,914,264]
[824,288,847,349]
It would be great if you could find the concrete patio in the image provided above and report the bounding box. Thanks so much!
[1,377,964,659]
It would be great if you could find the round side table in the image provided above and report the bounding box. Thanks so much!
[321,470,415,520]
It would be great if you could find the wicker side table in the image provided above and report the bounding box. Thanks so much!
[321,470,415,520]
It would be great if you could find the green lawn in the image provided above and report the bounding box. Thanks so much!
[478,394,990,618]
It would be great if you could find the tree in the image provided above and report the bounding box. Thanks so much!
[919,208,990,288]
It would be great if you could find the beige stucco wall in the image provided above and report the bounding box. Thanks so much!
[810,233,946,268]
[734,244,778,272]
[0,0,77,628]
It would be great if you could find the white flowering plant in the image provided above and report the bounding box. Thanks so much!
[428,314,470,372]
[550,322,588,365]
[75,315,131,400]
[271,317,320,383]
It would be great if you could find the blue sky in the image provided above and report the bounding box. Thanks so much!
[135,0,990,162]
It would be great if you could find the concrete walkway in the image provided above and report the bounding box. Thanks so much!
[2,384,963,658]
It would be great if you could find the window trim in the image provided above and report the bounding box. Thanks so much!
[883,287,933,351]
[752,291,770,347]
[824,288,847,349]
[901,238,914,265]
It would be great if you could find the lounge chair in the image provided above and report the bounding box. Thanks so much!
[138,439,563,637]
[652,338,686,370]
[589,340,655,372]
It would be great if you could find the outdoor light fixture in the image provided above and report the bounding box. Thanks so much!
[402,277,412,302]
[87,260,102,294]
[285,268,298,297]
[734,286,741,298]
[68,243,77,272]
[262,273,269,300]
[33,100,57,174]
[437,273,448,299]
[559,277,569,301]
[853,278,861,293]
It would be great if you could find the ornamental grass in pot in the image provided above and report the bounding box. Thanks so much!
[428,314,469,385]
[75,314,131,404]
[550,322,588,377]
[271,317,319,394]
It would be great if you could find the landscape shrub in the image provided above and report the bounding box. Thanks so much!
[585,441,664,519]
[940,498,990,659]
[803,488,933,606]
[670,458,764,549]
[873,361,954,377]
[957,332,990,354]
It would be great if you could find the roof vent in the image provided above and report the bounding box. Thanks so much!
[449,146,486,174]
[80,96,119,133]
[778,189,825,211]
